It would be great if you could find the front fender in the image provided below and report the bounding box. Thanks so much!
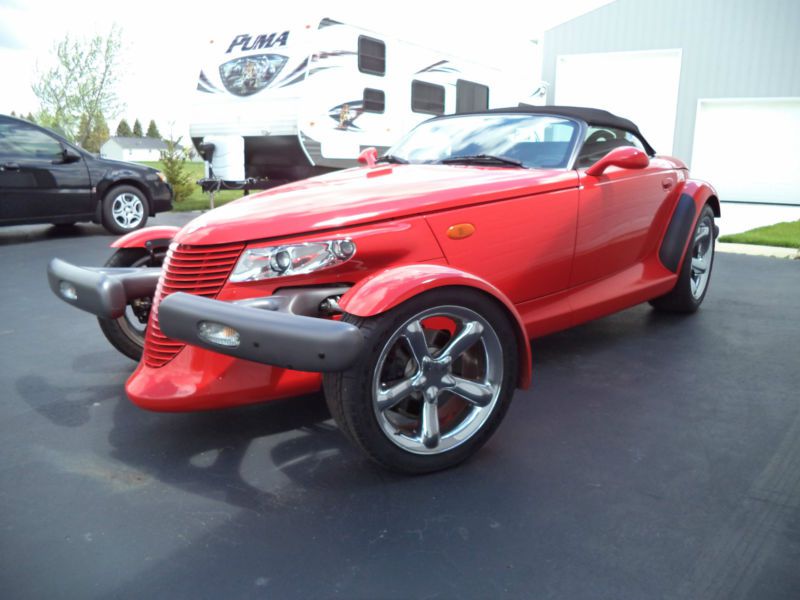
[111,225,180,250]
[339,264,532,389]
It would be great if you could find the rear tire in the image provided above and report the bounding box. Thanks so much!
[324,288,519,474]
[97,248,163,361]
[650,204,716,313]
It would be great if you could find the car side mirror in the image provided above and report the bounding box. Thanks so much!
[585,146,649,176]
[357,147,378,167]
[57,147,82,165]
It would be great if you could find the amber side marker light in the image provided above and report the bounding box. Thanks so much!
[446,223,476,240]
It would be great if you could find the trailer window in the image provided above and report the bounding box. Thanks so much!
[363,88,385,113]
[456,80,489,113]
[358,36,385,76]
[411,81,445,115]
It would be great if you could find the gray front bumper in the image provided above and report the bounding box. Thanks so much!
[47,258,160,319]
[158,292,364,372]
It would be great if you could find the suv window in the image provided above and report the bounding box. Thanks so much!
[358,36,386,76]
[576,126,645,168]
[0,120,62,160]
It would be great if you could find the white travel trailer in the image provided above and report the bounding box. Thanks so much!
[190,17,545,187]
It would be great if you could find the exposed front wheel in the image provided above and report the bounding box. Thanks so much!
[97,248,163,361]
[651,204,716,313]
[324,288,519,474]
[101,185,149,235]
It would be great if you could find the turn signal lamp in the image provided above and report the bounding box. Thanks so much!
[446,223,476,240]
[59,281,78,301]
[198,321,241,348]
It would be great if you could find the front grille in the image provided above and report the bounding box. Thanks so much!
[143,241,245,368]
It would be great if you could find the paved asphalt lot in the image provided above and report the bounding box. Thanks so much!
[1,214,799,600]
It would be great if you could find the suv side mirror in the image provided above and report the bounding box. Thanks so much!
[57,147,83,164]
[585,146,649,176]
[357,147,378,167]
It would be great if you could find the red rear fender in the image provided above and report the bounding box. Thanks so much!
[111,226,181,249]
[339,264,533,389]
[680,179,720,217]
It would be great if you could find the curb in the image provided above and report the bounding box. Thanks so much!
[717,242,799,259]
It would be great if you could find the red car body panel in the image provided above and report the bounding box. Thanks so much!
[173,165,576,246]
[111,225,181,248]
[121,155,717,412]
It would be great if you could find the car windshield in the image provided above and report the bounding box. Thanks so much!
[385,114,580,169]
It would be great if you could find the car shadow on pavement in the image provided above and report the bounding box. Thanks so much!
[531,305,698,367]
[0,223,112,246]
[105,391,400,514]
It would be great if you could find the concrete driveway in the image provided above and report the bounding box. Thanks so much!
[1,216,798,599]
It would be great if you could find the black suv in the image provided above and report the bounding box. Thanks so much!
[0,114,172,234]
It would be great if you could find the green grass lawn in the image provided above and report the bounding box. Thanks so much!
[139,161,244,212]
[719,220,800,249]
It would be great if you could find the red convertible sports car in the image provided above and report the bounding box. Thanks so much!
[48,107,719,473]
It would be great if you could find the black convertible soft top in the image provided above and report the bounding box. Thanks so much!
[488,105,656,156]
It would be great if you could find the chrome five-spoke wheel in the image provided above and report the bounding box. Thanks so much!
[372,306,503,455]
[324,288,519,474]
[690,213,714,300]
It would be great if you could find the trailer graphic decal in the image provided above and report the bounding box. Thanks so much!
[196,70,220,94]
[226,31,290,54]
[328,100,365,130]
[416,60,460,75]
[218,54,288,96]
[277,50,356,88]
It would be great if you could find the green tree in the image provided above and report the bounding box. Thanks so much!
[132,119,143,137]
[31,25,123,143]
[77,113,110,153]
[160,137,194,203]
[116,118,132,137]
[145,119,161,139]
[10,110,17,117]
[25,113,35,123]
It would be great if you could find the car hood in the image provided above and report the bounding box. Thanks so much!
[176,164,579,246]
[87,155,155,173]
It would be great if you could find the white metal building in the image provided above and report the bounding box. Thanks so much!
[542,0,800,206]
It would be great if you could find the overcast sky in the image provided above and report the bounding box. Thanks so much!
[0,0,611,139]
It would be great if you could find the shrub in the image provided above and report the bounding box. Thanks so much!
[160,138,194,203]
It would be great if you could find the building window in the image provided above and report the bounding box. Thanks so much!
[358,36,385,76]
[363,88,385,113]
[456,79,489,113]
[411,80,445,115]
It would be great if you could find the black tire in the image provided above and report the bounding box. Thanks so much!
[650,204,716,313]
[324,287,519,474]
[97,248,163,361]
[101,185,149,235]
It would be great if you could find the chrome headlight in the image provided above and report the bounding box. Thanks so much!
[230,239,356,282]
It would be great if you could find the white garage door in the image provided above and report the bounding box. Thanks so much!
[554,49,682,155]
[691,98,800,205]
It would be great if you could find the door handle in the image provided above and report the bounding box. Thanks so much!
[661,178,674,190]
[2,162,20,171]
